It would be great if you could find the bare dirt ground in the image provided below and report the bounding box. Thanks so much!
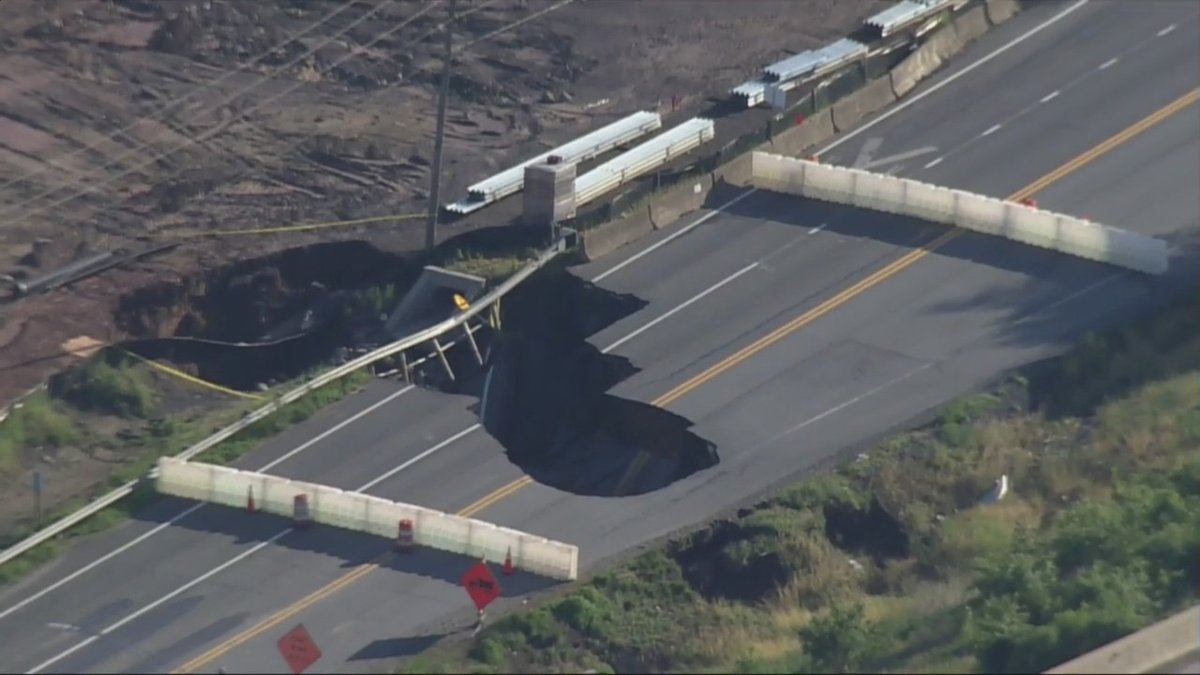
[0,0,886,530]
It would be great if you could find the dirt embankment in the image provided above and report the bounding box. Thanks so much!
[0,0,886,408]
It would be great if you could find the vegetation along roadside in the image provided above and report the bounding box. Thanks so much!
[399,293,1200,675]
[0,234,542,589]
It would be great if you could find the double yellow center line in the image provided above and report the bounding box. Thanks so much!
[174,87,1197,673]
[173,469,533,673]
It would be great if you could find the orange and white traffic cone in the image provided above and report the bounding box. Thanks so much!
[293,494,312,528]
[246,485,256,513]
[396,519,414,553]
[502,547,514,576]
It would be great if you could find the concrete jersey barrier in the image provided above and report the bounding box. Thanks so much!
[751,152,1169,275]
[156,457,580,581]
[0,239,567,570]
[583,1,1027,263]
[832,76,898,133]
[2,0,1031,571]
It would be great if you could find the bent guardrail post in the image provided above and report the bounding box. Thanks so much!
[0,238,568,570]
[430,336,455,382]
[463,322,484,365]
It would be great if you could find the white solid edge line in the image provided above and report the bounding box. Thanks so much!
[28,419,479,675]
[358,424,483,492]
[0,384,415,623]
[746,267,1127,460]
[14,0,1099,661]
[590,187,758,283]
[33,255,762,669]
[818,0,1092,155]
[600,262,760,354]
[25,259,770,670]
[742,363,936,459]
[26,530,291,675]
[592,0,1093,288]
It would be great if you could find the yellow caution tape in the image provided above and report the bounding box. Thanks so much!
[168,213,424,239]
[121,350,266,401]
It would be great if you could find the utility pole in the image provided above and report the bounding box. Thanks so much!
[425,0,457,250]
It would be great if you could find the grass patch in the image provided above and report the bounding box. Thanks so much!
[407,297,1200,674]
[0,393,80,472]
[438,247,539,283]
[54,352,159,418]
[0,360,373,588]
[0,232,552,585]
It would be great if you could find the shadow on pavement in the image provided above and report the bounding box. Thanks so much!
[721,188,1198,421]
[123,610,252,675]
[348,632,447,662]
[481,264,720,498]
[131,505,564,595]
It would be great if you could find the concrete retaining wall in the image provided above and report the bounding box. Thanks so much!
[649,173,714,228]
[770,108,835,157]
[581,154,746,261]
[580,0,1023,262]
[890,44,934,98]
[832,76,898,132]
[955,5,991,44]
[926,19,967,65]
[581,204,655,261]
[986,0,1021,25]
[713,151,753,188]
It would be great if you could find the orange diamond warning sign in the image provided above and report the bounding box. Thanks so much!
[277,623,321,675]
[461,561,502,611]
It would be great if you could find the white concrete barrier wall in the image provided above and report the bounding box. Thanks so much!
[751,152,1169,274]
[156,457,579,581]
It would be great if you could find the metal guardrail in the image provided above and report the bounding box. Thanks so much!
[0,238,568,569]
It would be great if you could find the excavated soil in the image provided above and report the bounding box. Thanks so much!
[0,0,888,408]
[0,0,888,534]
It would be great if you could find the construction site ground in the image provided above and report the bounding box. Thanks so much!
[0,0,887,539]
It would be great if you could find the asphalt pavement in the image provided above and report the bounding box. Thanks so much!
[0,0,1197,672]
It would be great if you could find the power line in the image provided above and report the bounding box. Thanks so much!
[0,0,366,197]
[0,0,424,221]
[5,0,581,241]
[0,0,444,225]
[455,0,578,53]
[426,0,458,250]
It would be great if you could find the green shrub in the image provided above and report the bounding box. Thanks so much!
[799,602,876,674]
[0,393,80,470]
[467,636,509,668]
[58,355,159,418]
[552,588,614,638]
